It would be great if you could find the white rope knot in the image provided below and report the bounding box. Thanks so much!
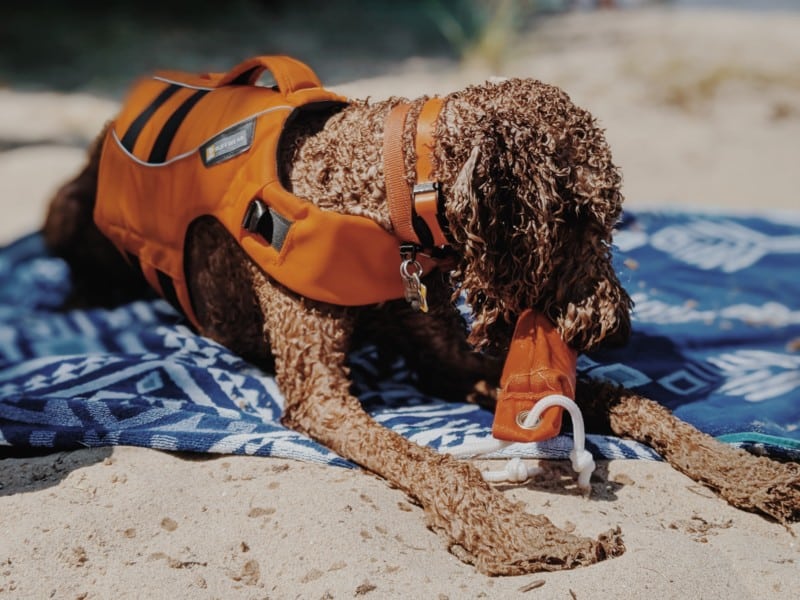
[570,448,596,491]
[445,394,596,492]
[481,457,539,483]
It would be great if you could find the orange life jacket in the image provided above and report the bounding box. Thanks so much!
[95,55,441,328]
[94,55,573,444]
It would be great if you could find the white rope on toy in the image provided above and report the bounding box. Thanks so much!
[447,394,595,491]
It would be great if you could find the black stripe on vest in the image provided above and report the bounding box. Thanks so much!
[120,84,181,153]
[148,89,210,164]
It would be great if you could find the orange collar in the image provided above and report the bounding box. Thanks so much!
[382,98,450,251]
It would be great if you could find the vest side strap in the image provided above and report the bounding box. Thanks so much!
[414,97,442,184]
[383,103,417,244]
[413,97,448,247]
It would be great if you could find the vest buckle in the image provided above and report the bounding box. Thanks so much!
[242,199,293,252]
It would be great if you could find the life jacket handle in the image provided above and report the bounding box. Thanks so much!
[218,55,323,95]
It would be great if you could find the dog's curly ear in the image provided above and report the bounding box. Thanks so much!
[440,78,632,353]
[445,140,528,350]
[547,231,633,351]
[450,145,486,229]
[445,140,632,353]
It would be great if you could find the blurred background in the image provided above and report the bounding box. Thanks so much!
[2,1,798,94]
[1,0,799,243]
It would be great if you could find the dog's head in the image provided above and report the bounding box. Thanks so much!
[436,78,632,355]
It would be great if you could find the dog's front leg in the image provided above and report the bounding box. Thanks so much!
[252,274,623,575]
[579,381,799,524]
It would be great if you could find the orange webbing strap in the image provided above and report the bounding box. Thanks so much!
[492,309,577,443]
[218,55,322,93]
[383,102,417,243]
[384,98,449,248]
[414,98,441,183]
[413,97,449,248]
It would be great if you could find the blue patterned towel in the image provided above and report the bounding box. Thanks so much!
[1,210,799,465]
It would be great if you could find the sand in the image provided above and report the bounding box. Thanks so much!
[1,6,799,599]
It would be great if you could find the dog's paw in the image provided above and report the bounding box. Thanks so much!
[447,519,624,576]
[736,459,800,524]
[697,449,800,525]
[420,453,624,574]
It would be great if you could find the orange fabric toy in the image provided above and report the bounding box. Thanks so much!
[492,309,577,443]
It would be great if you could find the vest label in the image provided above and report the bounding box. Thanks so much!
[201,118,255,166]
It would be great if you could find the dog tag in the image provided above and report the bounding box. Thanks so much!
[411,273,429,313]
[400,260,429,313]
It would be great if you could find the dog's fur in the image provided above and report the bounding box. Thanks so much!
[44,77,799,575]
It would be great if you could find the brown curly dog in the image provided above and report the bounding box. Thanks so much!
[43,67,798,575]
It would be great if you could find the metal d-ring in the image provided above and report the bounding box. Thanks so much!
[399,257,428,313]
[400,258,423,279]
